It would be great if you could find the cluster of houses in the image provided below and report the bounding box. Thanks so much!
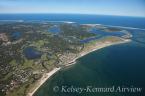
[13,68,33,83]
[0,64,12,76]
[0,67,33,94]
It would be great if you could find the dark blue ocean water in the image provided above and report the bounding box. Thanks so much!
[35,42,145,96]
[20,14,145,96]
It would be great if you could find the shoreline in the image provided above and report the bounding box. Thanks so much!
[82,24,145,31]
[27,68,61,96]
[65,38,131,67]
[27,38,131,96]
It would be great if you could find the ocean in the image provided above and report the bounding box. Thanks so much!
[0,14,145,96]
[0,14,145,29]
[34,42,145,96]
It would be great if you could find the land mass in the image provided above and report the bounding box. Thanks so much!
[0,21,131,96]
[27,36,131,96]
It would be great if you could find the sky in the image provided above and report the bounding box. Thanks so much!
[0,0,145,17]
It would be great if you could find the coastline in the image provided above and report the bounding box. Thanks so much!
[27,67,61,96]
[27,38,131,96]
[82,24,145,31]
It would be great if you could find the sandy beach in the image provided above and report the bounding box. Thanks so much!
[27,68,61,96]
[27,38,131,96]
[66,38,131,67]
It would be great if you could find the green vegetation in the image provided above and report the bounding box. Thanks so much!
[0,22,128,96]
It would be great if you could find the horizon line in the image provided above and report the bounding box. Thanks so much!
[0,13,145,18]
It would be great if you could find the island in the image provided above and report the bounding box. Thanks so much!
[0,21,131,96]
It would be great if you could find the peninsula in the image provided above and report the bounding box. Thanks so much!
[0,21,131,96]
